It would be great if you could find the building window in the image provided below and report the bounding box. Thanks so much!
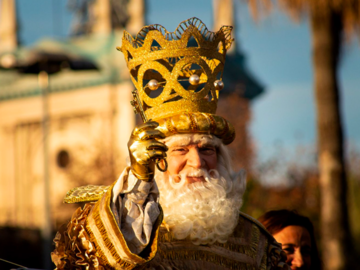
[56,150,70,168]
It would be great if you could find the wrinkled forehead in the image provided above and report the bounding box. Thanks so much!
[162,133,222,149]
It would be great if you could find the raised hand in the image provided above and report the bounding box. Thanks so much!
[128,121,168,182]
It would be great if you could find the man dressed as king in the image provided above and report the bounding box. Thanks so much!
[51,18,289,270]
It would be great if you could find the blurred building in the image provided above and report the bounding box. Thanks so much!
[0,0,139,228]
[0,0,263,229]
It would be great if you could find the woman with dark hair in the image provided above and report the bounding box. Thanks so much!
[258,210,322,270]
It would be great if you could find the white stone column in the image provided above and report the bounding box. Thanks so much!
[91,0,112,34]
[126,0,145,35]
[0,0,17,52]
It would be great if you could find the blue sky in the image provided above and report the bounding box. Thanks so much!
[15,0,360,164]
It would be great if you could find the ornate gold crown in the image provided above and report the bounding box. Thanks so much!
[119,18,235,144]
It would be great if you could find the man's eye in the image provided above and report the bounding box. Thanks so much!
[173,148,186,153]
[200,147,216,155]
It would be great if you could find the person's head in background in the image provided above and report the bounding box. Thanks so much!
[258,210,321,270]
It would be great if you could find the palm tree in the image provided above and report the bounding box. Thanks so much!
[246,1,360,269]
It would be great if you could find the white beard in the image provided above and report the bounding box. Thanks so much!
[155,166,246,245]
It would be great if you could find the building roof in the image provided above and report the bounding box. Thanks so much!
[0,31,126,101]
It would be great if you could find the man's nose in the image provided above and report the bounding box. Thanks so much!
[292,251,304,268]
[187,148,203,168]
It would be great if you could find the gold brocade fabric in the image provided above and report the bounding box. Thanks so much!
[51,204,108,270]
[52,203,288,270]
[143,214,288,270]
[63,185,110,204]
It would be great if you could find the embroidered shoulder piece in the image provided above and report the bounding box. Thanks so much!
[63,185,110,204]
[239,212,273,238]
[239,212,290,270]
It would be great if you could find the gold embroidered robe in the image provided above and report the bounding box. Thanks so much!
[51,186,288,270]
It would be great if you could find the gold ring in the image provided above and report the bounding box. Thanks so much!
[156,158,168,172]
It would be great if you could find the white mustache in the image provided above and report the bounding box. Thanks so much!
[168,169,208,190]
[183,169,205,178]
[168,169,224,191]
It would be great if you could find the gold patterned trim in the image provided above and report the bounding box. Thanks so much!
[63,185,110,204]
[204,113,217,134]
[185,112,197,132]
[158,246,251,270]
[86,203,114,268]
[156,112,235,145]
[218,117,229,137]
[165,118,177,134]
[103,185,149,264]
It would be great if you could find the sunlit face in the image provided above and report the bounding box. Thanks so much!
[273,225,312,270]
[164,142,218,184]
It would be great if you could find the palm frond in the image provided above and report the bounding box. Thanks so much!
[246,0,360,37]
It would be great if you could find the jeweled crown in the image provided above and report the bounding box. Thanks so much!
[118,17,233,121]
